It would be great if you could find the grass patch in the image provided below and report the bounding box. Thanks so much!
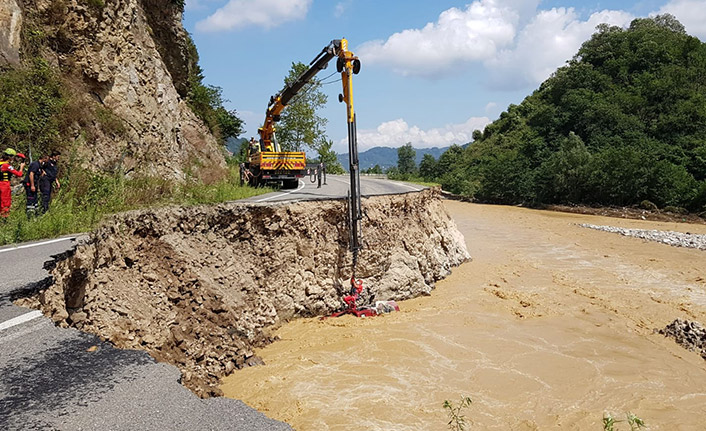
[389,176,441,188]
[0,161,272,245]
[403,179,441,188]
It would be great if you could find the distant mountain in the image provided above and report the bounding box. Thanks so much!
[337,146,452,171]
[225,137,247,155]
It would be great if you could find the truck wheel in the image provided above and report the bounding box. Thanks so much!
[282,179,299,189]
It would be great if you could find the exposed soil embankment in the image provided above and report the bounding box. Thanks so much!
[28,190,469,396]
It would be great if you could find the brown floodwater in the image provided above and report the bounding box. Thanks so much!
[221,201,706,430]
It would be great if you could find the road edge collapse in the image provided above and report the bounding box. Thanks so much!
[21,189,470,397]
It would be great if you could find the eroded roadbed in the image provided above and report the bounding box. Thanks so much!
[18,190,468,399]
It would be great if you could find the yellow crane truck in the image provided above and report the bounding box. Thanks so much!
[241,39,361,190]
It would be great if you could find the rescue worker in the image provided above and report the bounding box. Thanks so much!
[24,154,48,218]
[0,148,26,218]
[39,150,61,214]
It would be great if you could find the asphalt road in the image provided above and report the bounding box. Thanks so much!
[0,237,291,431]
[240,174,425,203]
[0,176,422,430]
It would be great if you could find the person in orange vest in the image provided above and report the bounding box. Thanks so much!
[0,148,26,218]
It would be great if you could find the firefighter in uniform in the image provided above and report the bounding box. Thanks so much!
[39,151,60,214]
[0,148,26,218]
[24,154,48,218]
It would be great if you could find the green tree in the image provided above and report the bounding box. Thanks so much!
[437,144,464,176]
[363,164,383,174]
[277,62,328,152]
[537,132,592,203]
[316,139,345,174]
[188,81,244,144]
[397,143,417,176]
[419,153,438,180]
[216,106,244,142]
[386,166,400,178]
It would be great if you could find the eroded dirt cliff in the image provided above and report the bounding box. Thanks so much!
[28,190,469,396]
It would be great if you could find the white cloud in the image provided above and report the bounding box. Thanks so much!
[334,1,351,18]
[657,0,706,39]
[196,0,312,32]
[357,0,637,88]
[487,8,634,89]
[346,116,490,152]
[357,0,538,77]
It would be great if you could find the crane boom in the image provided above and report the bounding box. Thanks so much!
[256,38,363,261]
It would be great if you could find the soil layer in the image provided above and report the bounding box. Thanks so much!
[221,201,706,430]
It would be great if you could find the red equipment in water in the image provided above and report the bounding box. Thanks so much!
[325,278,399,319]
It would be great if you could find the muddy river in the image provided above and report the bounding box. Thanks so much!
[221,201,706,430]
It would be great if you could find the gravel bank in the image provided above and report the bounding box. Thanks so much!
[579,224,706,250]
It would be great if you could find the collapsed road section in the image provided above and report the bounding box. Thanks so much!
[19,189,469,397]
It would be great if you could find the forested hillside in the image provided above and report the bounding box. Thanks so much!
[425,15,706,212]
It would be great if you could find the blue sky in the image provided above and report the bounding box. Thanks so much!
[183,0,706,153]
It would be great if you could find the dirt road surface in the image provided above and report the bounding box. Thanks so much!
[221,200,706,430]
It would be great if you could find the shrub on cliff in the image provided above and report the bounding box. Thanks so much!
[0,58,66,155]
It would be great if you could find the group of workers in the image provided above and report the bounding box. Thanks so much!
[0,148,61,219]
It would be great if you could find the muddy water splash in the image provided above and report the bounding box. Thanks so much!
[222,201,706,430]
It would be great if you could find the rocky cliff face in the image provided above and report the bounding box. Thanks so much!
[28,190,470,397]
[2,0,224,178]
[0,0,22,65]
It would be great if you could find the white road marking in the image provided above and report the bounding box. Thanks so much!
[254,180,305,202]
[0,237,75,254]
[0,310,43,332]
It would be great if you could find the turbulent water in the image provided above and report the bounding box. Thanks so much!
[222,201,706,430]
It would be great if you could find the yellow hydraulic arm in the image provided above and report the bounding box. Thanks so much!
[258,39,360,153]
[257,39,363,261]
